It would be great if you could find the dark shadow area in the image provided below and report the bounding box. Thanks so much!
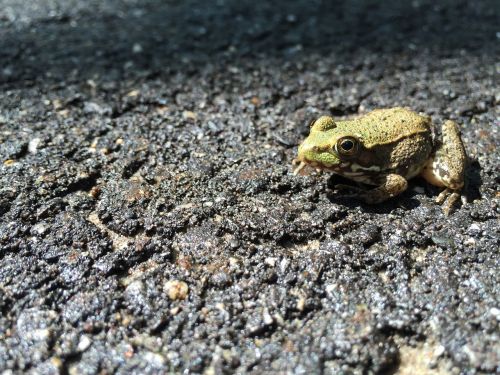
[326,174,422,214]
[0,0,498,88]
[464,159,483,203]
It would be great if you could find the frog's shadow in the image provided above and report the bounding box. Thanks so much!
[325,175,422,214]
[462,159,482,202]
[325,159,483,213]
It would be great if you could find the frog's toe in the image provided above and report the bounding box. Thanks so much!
[435,188,451,204]
[436,188,462,215]
[461,194,468,205]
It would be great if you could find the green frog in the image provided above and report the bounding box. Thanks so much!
[293,107,467,214]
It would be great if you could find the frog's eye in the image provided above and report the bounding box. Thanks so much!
[335,137,359,156]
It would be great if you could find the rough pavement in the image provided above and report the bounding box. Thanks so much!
[0,0,499,374]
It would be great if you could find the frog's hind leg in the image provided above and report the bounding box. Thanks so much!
[420,120,467,215]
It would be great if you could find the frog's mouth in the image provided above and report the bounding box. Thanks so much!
[292,156,343,175]
[294,142,342,174]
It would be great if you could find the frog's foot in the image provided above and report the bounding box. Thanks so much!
[435,188,463,216]
[335,174,408,204]
[420,120,467,215]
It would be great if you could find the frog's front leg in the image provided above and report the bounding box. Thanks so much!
[336,174,408,204]
[360,174,408,204]
[420,120,466,215]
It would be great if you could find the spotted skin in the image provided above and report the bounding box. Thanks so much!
[294,108,467,214]
[420,120,466,214]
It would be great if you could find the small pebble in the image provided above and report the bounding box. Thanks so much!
[164,280,189,300]
[28,138,41,154]
[182,111,197,120]
[132,43,143,53]
[77,335,92,352]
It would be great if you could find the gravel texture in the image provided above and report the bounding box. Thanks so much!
[0,0,499,374]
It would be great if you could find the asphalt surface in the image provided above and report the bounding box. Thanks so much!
[0,0,499,374]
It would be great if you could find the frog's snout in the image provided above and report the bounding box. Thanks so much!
[297,141,339,168]
[298,141,327,160]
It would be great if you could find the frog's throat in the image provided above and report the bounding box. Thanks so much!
[319,161,382,175]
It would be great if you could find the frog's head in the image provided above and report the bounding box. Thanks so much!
[295,116,360,170]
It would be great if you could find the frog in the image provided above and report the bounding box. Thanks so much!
[293,107,467,214]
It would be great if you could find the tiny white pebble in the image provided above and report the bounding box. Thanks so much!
[325,284,337,294]
[264,257,277,267]
[143,352,166,366]
[132,43,143,53]
[463,238,476,246]
[164,280,189,300]
[77,335,92,352]
[263,309,274,325]
[468,223,481,232]
[33,223,49,235]
[490,307,500,319]
[28,138,41,153]
[434,344,445,357]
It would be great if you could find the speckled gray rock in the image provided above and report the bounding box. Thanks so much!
[0,0,499,374]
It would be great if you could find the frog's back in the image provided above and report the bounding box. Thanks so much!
[337,107,431,148]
